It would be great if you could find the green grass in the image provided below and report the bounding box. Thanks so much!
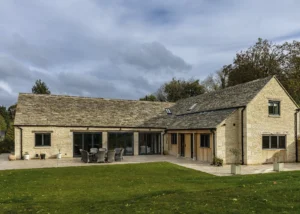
[1,162,300,214]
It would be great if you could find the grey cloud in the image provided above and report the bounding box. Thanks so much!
[119,42,191,71]
[1,0,300,108]
[0,56,34,80]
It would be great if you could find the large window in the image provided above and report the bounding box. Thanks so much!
[139,133,161,155]
[200,134,210,148]
[269,100,280,115]
[73,133,102,156]
[35,133,51,147]
[108,132,133,156]
[262,135,286,149]
[171,134,177,144]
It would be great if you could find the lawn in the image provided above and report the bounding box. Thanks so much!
[1,162,300,214]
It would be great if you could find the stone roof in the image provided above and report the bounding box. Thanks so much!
[15,76,273,130]
[170,76,273,115]
[142,108,237,130]
[14,94,174,127]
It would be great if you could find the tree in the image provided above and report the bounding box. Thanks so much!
[5,123,14,143]
[0,122,14,153]
[0,114,7,131]
[139,94,157,101]
[8,104,17,121]
[224,38,283,87]
[202,74,221,92]
[32,79,51,94]
[155,85,167,102]
[0,106,10,127]
[139,78,205,103]
[164,78,205,102]
[217,38,300,104]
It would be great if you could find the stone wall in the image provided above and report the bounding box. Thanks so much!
[14,127,164,159]
[245,78,298,164]
[216,109,240,164]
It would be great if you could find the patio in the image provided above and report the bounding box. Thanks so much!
[1,153,300,176]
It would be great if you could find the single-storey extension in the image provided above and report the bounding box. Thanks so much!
[14,76,300,164]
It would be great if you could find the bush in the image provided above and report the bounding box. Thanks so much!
[212,157,223,166]
[5,123,14,142]
[0,139,14,153]
[0,114,7,131]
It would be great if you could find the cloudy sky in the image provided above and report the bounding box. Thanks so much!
[1,0,300,107]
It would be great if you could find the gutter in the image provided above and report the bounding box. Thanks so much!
[295,109,300,162]
[16,126,23,160]
[13,124,167,129]
[241,107,246,165]
[166,128,216,132]
[211,129,216,158]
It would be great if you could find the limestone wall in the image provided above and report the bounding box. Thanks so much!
[14,127,164,159]
[245,78,298,164]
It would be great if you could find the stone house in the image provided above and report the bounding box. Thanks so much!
[14,76,300,164]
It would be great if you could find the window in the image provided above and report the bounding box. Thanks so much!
[165,108,172,114]
[139,133,161,155]
[73,133,102,156]
[269,101,280,115]
[108,132,133,156]
[262,135,286,149]
[188,103,197,111]
[171,134,177,144]
[200,134,210,148]
[35,133,51,146]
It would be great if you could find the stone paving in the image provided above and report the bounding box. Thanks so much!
[1,153,300,176]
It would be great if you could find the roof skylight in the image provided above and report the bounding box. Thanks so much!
[188,103,197,111]
[165,108,172,114]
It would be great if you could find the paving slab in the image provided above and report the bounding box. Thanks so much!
[1,153,300,176]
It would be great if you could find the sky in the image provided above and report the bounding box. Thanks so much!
[1,0,300,107]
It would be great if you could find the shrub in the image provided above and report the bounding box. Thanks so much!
[0,139,14,153]
[5,123,14,142]
[212,157,223,166]
[0,114,7,131]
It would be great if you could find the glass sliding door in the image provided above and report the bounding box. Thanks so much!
[74,133,83,156]
[108,132,134,156]
[139,133,161,155]
[73,133,102,156]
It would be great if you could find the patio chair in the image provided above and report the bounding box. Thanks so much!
[95,151,106,163]
[99,148,107,152]
[79,149,83,160]
[107,150,116,163]
[81,150,90,163]
[115,148,124,161]
[90,148,98,154]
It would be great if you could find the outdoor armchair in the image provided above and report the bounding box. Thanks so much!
[95,151,106,163]
[107,150,116,163]
[81,150,90,163]
[115,148,124,161]
[90,148,98,154]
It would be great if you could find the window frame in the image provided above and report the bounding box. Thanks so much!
[268,100,280,116]
[171,133,177,145]
[200,134,210,148]
[262,135,286,150]
[107,132,134,156]
[35,133,51,147]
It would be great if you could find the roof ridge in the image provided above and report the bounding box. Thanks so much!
[176,106,241,116]
[176,76,273,103]
[18,93,175,104]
